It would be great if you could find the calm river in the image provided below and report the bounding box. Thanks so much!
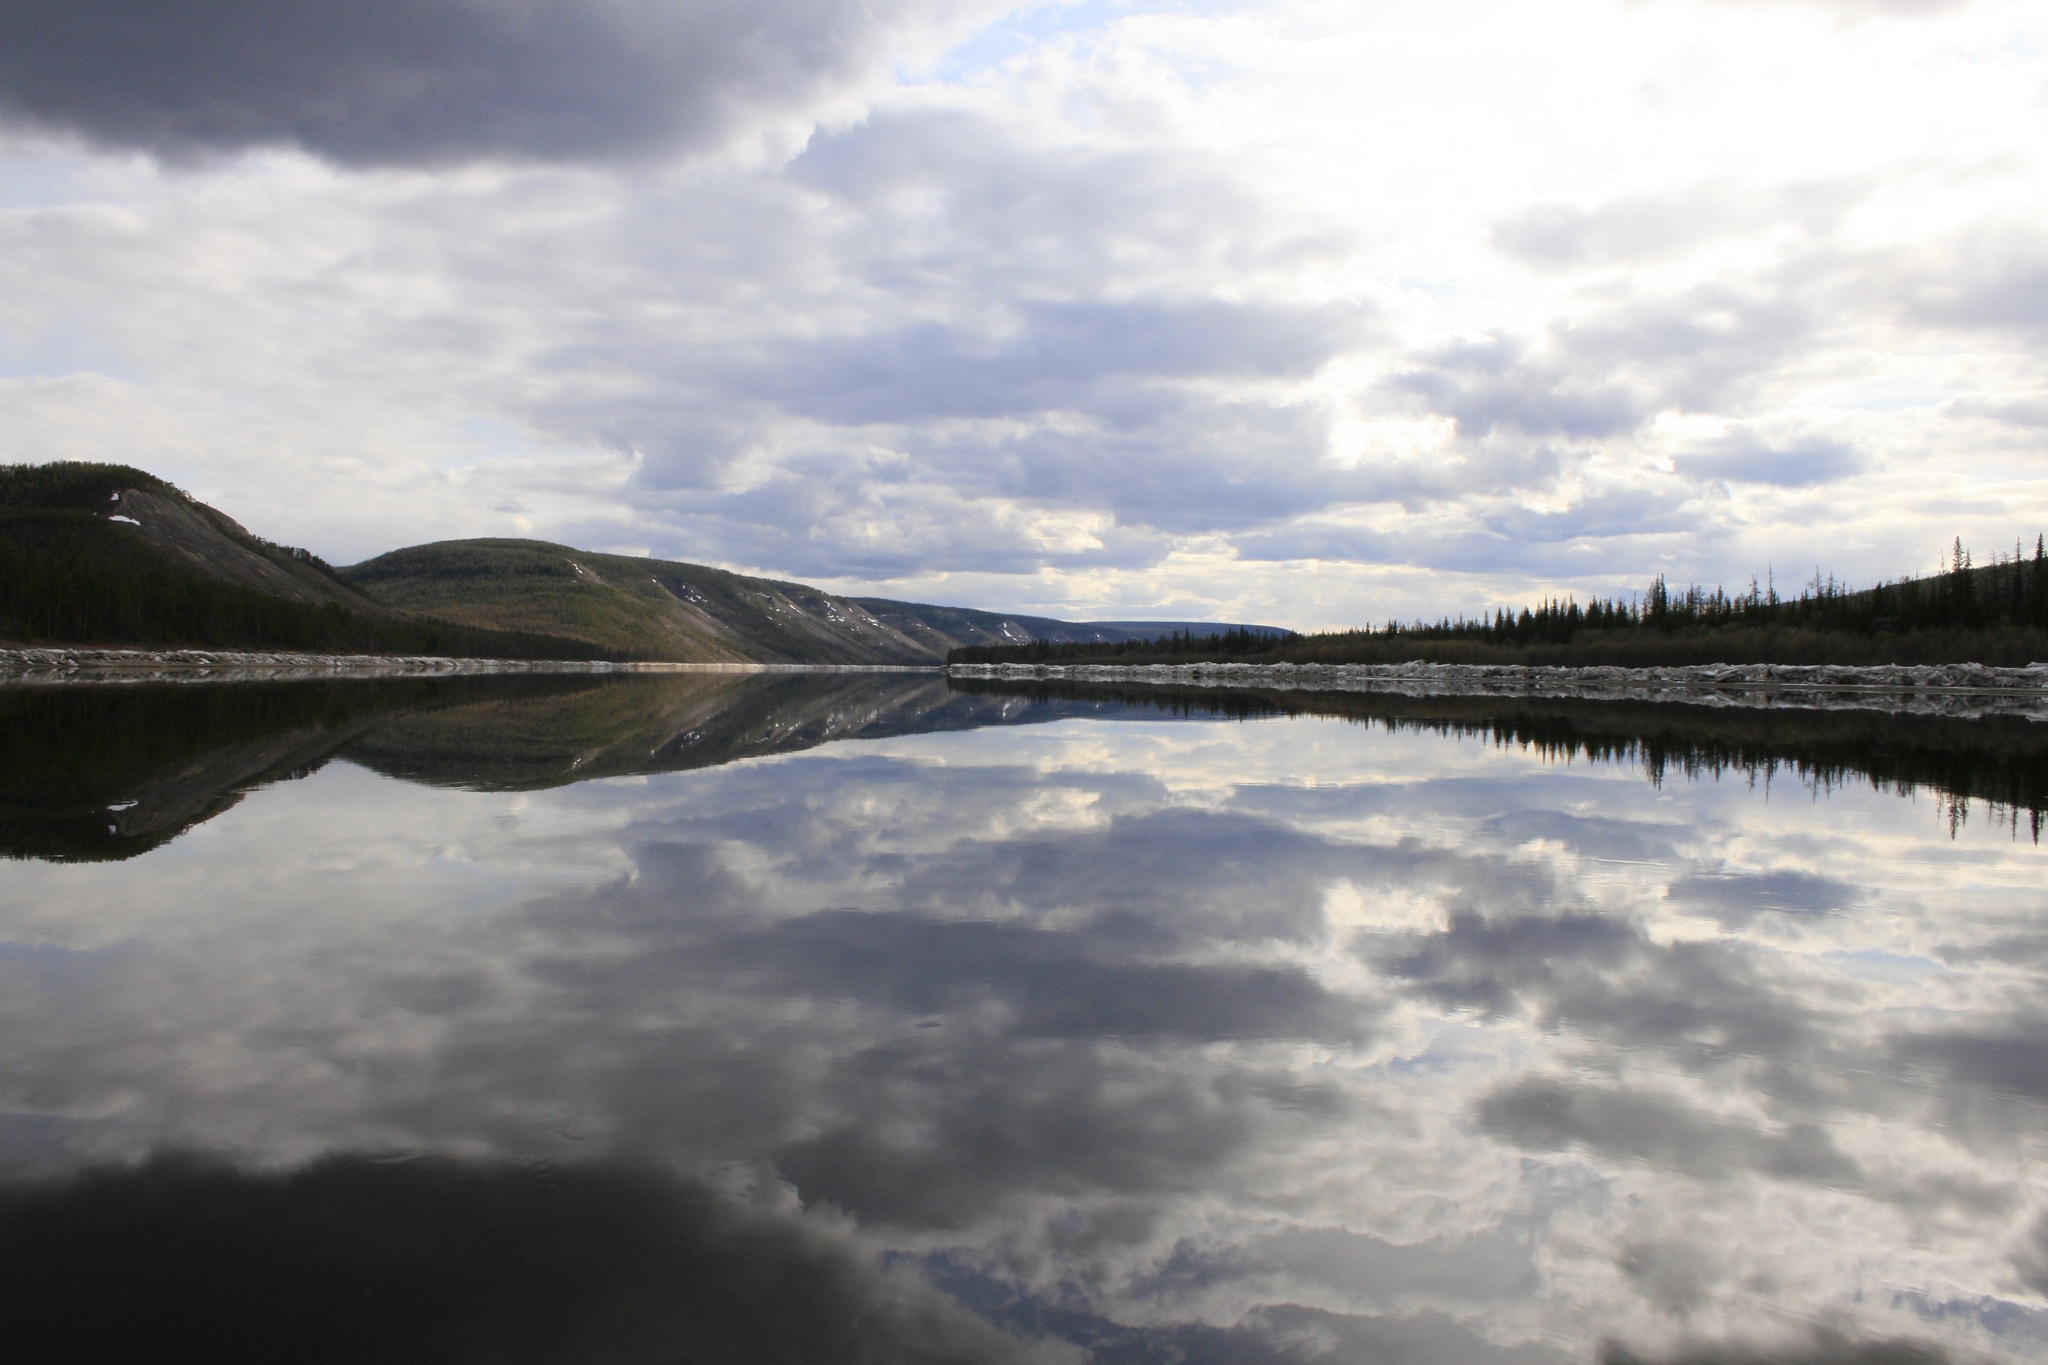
[2,671,2045,1364]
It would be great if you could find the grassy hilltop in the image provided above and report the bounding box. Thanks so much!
[341,539,933,664]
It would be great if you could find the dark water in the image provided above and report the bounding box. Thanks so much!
[3,671,2046,1364]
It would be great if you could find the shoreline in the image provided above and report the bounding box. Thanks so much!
[9,648,2046,715]
[0,648,941,685]
[948,659,2048,718]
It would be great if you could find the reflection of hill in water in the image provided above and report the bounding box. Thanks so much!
[958,678,2048,836]
[0,675,610,862]
[0,672,1136,860]
[8,670,2044,863]
[339,671,1075,790]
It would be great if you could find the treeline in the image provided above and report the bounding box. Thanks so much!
[951,538,2048,668]
[1372,536,2048,644]
[949,626,1295,666]
[0,539,609,659]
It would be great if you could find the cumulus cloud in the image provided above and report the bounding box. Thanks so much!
[1600,1333,1948,1365]
[1476,1077,1863,1185]
[1889,222,2048,338]
[1673,434,1867,488]
[1492,180,1866,269]
[740,300,1359,426]
[0,0,997,165]
[1391,336,1647,441]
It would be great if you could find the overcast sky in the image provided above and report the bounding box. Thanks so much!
[2,0,2045,626]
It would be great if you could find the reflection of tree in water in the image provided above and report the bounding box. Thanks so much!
[953,679,2048,839]
[0,674,611,862]
[0,672,1083,860]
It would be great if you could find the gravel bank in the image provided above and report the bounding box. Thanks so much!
[0,649,934,685]
[949,659,2048,719]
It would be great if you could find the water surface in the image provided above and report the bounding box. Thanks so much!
[3,672,2045,1364]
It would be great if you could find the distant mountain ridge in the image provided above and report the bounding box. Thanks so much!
[851,598,1289,652]
[0,462,1285,660]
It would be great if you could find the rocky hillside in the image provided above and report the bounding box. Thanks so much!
[342,539,1288,665]
[342,540,939,664]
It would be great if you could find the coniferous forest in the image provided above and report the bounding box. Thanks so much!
[0,537,608,658]
[950,538,2048,668]
[0,463,607,658]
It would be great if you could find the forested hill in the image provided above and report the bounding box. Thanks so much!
[0,462,1283,660]
[0,463,602,658]
[952,542,2048,669]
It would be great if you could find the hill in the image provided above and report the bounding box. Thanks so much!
[340,539,1287,664]
[1,462,380,613]
[852,598,1288,653]
[0,464,604,658]
[342,539,935,664]
[0,462,1285,661]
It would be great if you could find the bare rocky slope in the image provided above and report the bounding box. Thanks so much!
[101,485,387,613]
[342,540,936,664]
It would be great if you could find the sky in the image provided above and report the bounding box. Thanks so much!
[1,0,2045,628]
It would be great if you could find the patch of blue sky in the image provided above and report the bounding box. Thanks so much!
[1896,1290,2048,1350]
[918,0,1255,84]
[0,145,101,211]
[0,330,138,383]
[439,417,534,473]
[1819,948,1945,982]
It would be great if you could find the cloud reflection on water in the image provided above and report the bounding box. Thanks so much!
[0,677,2043,1362]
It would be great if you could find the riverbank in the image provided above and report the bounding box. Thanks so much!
[949,659,2048,718]
[0,648,940,685]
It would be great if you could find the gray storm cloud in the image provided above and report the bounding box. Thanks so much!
[0,0,991,165]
